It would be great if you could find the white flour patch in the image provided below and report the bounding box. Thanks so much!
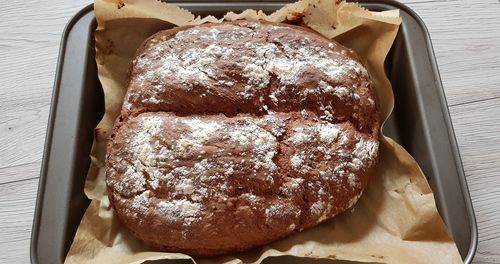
[132,190,151,211]
[175,179,195,195]
[156,199,202,225]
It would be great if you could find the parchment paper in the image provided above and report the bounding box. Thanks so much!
[65,0,463,263]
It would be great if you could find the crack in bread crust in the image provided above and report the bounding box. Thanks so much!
[105,20,380,256]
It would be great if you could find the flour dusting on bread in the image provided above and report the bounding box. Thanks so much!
[106,20,380,256]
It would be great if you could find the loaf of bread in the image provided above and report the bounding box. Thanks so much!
[106,20,380,256]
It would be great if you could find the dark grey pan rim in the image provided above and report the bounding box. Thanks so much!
[372,1,478,262]
[360,1,478,263]
[30,4,95,264]
[30,1,477,263]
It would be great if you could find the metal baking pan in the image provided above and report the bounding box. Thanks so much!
[31,1,477,263]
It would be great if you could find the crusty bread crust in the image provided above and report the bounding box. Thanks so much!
[105,20,380,256]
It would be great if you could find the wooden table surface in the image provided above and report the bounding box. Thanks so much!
[0,0,498,263]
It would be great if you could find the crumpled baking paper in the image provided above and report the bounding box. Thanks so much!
[65,0,463,263]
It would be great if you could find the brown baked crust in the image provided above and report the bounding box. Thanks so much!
[106,20,380,256]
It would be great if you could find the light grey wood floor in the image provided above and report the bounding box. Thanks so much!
[0,0,498,263]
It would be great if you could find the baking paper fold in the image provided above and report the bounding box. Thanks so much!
[65,0,463,263]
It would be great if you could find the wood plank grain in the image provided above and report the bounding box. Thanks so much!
[0,162,40,185]
[0,178,39,264]
[0,44,64,170]
[398,0,500,107]
[450,98,500,264]
[0,0,90,171]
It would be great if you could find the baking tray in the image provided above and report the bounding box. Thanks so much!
[31,1,477,263]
